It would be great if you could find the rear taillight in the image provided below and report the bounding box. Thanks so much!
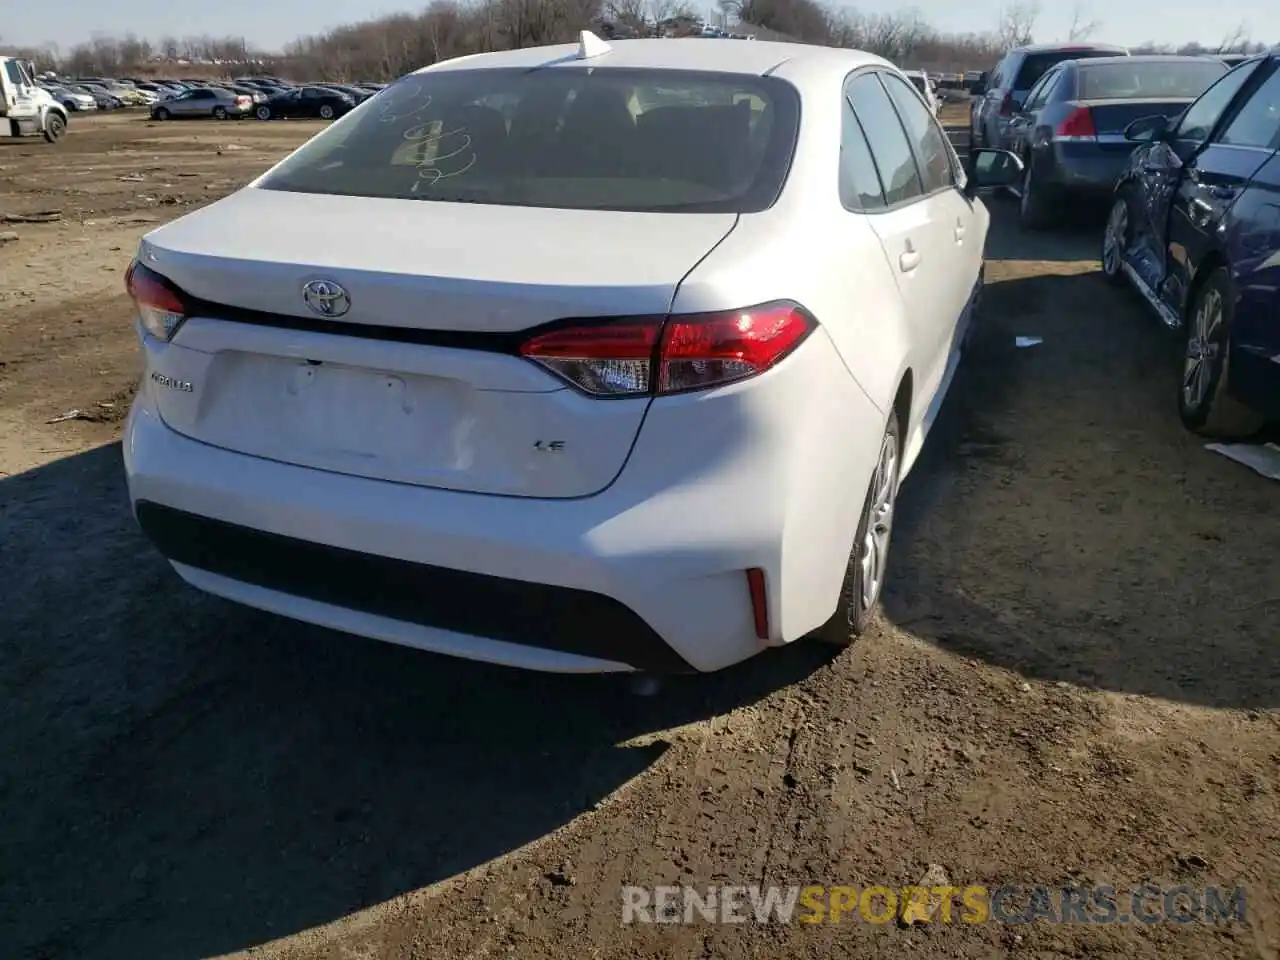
[237,95,251,106]
[518,300,817,398]
[998,92,1016,117]
[125,260,189,341]
[1055,106,1096,140]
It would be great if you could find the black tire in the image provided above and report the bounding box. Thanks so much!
[256,105,271,121]
[1178,267,1266,439]
[213,106,228,120]
[42,112,66,143]
[153,107,170,121]
[319,104,335,120]
[1018,157,1056,230]
[812,410,903,647]
[1101,188,1136,286]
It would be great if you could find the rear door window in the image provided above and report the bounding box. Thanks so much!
[257,68,801,214]
[839,98,886,211]
[1023,68,1064,111]
[845,73,923,206]
[880,72,954,193]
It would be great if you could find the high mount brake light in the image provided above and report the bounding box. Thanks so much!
[518,301,817,398]
[125,260,189,341]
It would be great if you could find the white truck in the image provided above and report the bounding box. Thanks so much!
[0,57,68,143]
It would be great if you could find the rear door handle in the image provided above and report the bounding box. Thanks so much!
[899,247,922,273]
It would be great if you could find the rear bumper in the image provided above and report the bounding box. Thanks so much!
[1044,146,1132,200]
[124,329,883,674]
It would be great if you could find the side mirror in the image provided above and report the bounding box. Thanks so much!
[964,148,1025,199]
[1124,114,1171,142]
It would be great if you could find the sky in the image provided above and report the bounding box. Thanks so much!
[4,0,1278,54]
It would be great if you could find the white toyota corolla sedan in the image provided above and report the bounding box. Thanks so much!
[123,35,1017,674]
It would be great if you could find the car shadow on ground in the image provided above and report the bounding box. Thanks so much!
[885,209,1280,712]
[978,195,1104,262]
[0,447,834,960]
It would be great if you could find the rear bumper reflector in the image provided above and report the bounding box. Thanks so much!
[746,567,769,641]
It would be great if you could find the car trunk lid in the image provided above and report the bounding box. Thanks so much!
[1076,97,1196,150]
[140,187,739,498]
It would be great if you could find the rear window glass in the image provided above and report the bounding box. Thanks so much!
[1079,60,1228,100]
[1015,50,1121,89]
[907,74,928,95]
[257,67,800,214]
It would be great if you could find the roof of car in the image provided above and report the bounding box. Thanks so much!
[1009,42,1128,54]
[1069,54,1230,66]
[415,37,885,77]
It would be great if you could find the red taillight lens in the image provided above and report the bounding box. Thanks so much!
[125,260,188,341]
[998,92,1016,117]
[517,321,660,396]
[517,301,816,398]
[659,302,815,394]
[1055,107,1096,140]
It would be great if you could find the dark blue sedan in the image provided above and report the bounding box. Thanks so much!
[1006,55,1228,227]
[1101,52,1280,437]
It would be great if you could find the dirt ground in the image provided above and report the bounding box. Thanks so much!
[1,108,1279,960]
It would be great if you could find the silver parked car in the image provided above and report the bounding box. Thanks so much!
[150,87,253,120]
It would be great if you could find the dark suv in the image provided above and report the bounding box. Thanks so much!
[972,43,1129,150]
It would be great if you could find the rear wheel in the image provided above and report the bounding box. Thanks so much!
[213,106,228,120]
[319,104,335,120]
[1018,159,1055,230]
[1101,190,1134,285]
[153,107,170,121]
[812,411,902,647]
[1178,268,1265,439]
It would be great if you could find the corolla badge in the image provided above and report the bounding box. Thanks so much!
[302,279,351,318]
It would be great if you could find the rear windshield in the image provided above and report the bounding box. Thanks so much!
[257,67,800,213]
[1015,50,1121,89]
[1078,60,1228,100]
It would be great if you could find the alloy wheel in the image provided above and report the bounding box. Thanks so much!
[859,429,899,611]
[1183,287,1222,411]
[1102,200,1127,275]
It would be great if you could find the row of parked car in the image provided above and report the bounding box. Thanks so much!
[33,74,387,121]
[971,42,1280,437]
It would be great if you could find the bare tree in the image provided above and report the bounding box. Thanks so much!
[1217,21,1250,53]
[606,0,650,33]
[997,0,1039,48]
[715,0,740,28]
[1065,2,1100,42]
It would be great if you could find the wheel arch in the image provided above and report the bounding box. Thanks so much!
[892,368,913,434]
[1185,249,1231,320]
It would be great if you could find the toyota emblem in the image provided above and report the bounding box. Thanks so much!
[302,279,351,318]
